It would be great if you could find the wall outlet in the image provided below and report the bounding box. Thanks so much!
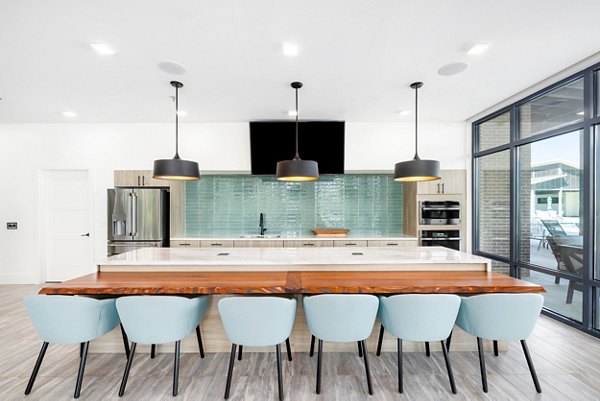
[7,222,17,230]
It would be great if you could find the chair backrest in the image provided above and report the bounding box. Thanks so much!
[456,294,543,341]
[379,294,460,342]
[559,245,583,274]
[218,296,297,346]
[116,296,209,344]
[24,295,119,344]
[541,220,567,237]
[303,294,378,342]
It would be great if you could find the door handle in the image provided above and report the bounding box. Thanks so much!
[442,183,445,193]
[137,176,141,186]
[142,176,145,186]
[81,233,90,237]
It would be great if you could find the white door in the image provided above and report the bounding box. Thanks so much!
[43,170,94,281]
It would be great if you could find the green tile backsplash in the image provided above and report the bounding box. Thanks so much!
[185,174,403,237]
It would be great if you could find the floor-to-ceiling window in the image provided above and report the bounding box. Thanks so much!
[473,65,600,335]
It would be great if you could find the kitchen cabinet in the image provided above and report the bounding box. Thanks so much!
[170,240,201,248]
[114,170,169,187]
[200,240,234,248]
[417,169,465,195]
[367,240,418,248]
[284,240,334,248]
[333,240,368,247]
[234,240,284,248]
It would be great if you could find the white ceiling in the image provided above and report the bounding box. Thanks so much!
[1,0,599,124]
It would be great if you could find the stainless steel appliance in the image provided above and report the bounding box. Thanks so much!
[420,230,460,250]
[107,188,169,256]
[419,200,460,225]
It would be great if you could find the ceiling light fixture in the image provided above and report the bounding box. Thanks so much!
[153,81,200,181]
[61,111,77,118]
[283,43,299,57]
[467,43,490,55]
[276,82,319,182]
[89,42,115,55]
[438,62,468,76]
[394,82,441,182]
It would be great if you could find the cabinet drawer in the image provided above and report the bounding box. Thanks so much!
[234,240,284,248]
[284,240,334,248]
[367,240,417,247]
[200,240,234,248]
[170,240,201,248]
[333,240,368,247]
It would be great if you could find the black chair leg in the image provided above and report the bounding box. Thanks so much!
[493,340,499,357]
[276,344,283,401]
[238,345,243,361]
[441,340,457,394]
[309,335,315,357]
[425,341,430,357]
[25,341,49,395]
[173,341,180,396]
[376,324,384,356]
[151,344,156,359]
[74,341,90,398]
[361,340,373,395]
[119,342,137,397]
[285,338,293,361]
[224,344,237,399]
[357,341,363,357]
[477,337,488,393]
[521,340,542,393]
[80,342,84,358]
[446,330,453,351]
[120,324,130,358]
[397,339,403,393]
[316,339,323,394]
[196,325,205,358]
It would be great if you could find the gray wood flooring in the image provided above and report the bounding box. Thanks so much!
[2,285,600,400]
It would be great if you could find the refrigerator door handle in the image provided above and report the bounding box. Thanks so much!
[132,192,138,236]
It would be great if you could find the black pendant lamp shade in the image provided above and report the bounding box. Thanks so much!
[275,82,319,181]
[393,82,441,182]
[153,81,200,181]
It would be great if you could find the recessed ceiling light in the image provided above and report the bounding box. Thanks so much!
[283,43,299,57]
[61,111,77,118]
[288,110,298,116]
[158,60,187,75]
[467,43,490,55]
[177,110,187,116]
[577,111,584,116]
[398,110,411,116]
[438,62,468,76]
[89,42,115,55]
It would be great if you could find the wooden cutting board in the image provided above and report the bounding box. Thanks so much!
[312,228,350,237]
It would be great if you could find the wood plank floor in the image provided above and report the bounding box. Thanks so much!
[2,284,600,400]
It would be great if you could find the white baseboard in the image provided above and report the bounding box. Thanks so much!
[0,273,41,284]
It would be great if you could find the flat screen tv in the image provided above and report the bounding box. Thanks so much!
[250,121,345,175]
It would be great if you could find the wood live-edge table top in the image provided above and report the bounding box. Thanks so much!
[39,271,545,295]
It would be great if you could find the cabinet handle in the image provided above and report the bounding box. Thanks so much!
[387,243,399,246]
[303,243,315,246]
[210,243,223,246]
[179,243,191,246]
[142,176,145,186]
[137,176,141,186]
[442,183,445,193]
[346,243,357,246]
[437,183,440,194]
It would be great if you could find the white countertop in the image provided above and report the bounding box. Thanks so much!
[99,246,490,272]
[170,235,417,241]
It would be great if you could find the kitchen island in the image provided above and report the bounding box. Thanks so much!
[40,246,542,354]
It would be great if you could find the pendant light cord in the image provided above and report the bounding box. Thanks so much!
[294,85,300,160]
[413,83,420,160]
[174,85,180,159]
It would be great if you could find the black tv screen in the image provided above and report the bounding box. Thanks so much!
[250,121,345,175]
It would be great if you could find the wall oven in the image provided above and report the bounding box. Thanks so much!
[420,201,460,225]
[420,230,460,251]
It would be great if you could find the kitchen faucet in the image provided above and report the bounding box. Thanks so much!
[259,213,267,236]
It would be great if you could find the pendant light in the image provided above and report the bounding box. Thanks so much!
[275,81,319,181]
[153,81,200,181]
[393,82,441,182]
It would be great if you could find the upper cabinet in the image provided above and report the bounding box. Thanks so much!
[417,169,465,195]
[114,170,169,187]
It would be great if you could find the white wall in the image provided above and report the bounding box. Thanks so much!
[0,120,469,283]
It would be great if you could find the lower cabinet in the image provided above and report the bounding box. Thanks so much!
[367,240,418,247]
[200,240,234,248]
[284,240,334,248]
[170,240,201,248]
[171,238,418,248]
[333,240,368,247]
[233,240,285,248]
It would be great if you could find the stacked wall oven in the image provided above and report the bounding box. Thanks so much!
[419,200,461,250]
[107,188,169,256]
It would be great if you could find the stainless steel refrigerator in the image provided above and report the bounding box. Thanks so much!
[107,188,169,255]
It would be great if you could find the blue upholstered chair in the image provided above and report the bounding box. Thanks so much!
[303,294,379,395]
[455,293,544,393]
[24,295,124,398]
[218,297,297,401]
[379,294,460,394]
[116,295,209,397]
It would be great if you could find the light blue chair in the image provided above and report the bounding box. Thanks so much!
[116,295,209,397]
[218,297,297,401]
[455,293,544,393]
[379,294,460,394]
[303,294,378,395]
[24,295,123,398]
